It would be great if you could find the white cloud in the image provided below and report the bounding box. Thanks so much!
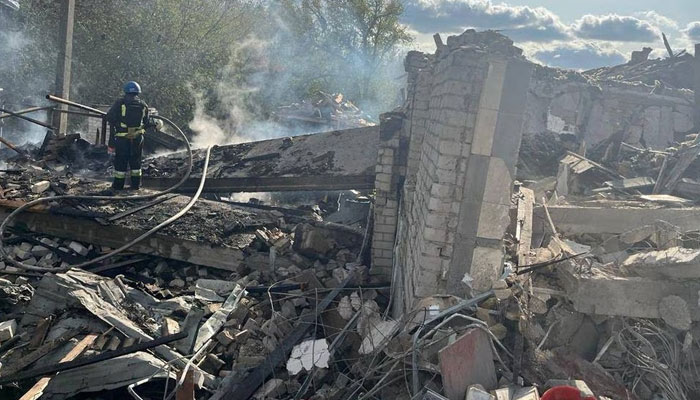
[683,22,700,42]
[402,0,570,42]
[399,2,691,69]
[573,14,660,42]
[634,11,679,30]
[531,42,627,70]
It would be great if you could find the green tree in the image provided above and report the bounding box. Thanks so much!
[1,0,265,129]
[270,0,412,114]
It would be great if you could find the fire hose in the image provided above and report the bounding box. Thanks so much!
[0,98,214,272]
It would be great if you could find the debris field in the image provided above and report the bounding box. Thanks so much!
[1,29,700,400]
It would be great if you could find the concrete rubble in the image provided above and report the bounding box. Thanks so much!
[0,29,700,400]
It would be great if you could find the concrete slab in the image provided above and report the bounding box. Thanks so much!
[535,206,700,235]
[622,247,700,279]
[558,264,700,320]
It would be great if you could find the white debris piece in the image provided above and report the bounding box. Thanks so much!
[286,338,330,375]
[68,241,89,256]
[31,180,50,194]
[338,296,353,320]
[0,319,17,342]
[466,385,495,400]
[350,291,362,311]
[359,320,398,355]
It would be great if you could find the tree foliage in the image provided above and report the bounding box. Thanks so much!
[0,0,411,138]
[271,0,411,112]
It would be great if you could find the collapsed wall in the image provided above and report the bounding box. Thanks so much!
[525,64,695,150]
[371,31,533,312]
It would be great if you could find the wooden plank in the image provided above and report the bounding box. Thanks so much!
[141,174,376,193]
[0,330,78,378]
[19,334,98,400]
[516,187,534,266]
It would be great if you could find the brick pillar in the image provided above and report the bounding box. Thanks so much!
[370,112,405,278]
[447,57,533,295]
[393,31,534,311]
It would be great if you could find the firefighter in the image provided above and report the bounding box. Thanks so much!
[106,81,152,190]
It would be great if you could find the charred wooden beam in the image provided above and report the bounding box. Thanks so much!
[141,174,375,193]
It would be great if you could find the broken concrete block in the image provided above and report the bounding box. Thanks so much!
[254,378,286,400]
[216,329,236,346]
[14,247,32,261]
[466,385,495,400]
[659,295,691,330]
[161,317,180,336]
[68,241,89,256]
[359,320,398,354]
[439,328,497,400]
[0,319,17,342]
[513,387,539,400]
[31,180,50,194]
[201,353,225,374]
[23,257,38,266]
[39,237,58,248]
[338,295,353,320]
[169,278,185,288]
[286,338,330,375]
[558,264,700,321]
[622,247,700,279]
[106,335,121,350]
[31,245,51,258]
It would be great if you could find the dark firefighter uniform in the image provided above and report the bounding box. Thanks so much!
[106,81,152,190]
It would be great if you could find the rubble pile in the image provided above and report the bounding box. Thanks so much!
[273,92,375,130]
[2,28,700,400]
[585,52,695,90]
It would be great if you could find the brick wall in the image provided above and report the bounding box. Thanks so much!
[371,30,533,313]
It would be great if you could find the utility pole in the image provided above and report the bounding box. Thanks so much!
[52,0,75,137]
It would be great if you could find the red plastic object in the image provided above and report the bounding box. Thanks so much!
[541,386,596,400]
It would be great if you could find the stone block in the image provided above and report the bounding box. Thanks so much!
[68,241,89,256]
[31,181,50,194]
[470,246,505,292]
[0,319,17,342]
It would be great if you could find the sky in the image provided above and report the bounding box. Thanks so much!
[400,0,700,70]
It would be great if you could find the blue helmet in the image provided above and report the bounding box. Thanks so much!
[123,81,141,94]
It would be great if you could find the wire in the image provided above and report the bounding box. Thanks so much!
[0,115,199,272]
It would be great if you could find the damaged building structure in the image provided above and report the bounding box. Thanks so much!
[1,29,700,399]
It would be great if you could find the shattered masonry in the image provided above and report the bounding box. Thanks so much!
[3,28,700,400]
[373,31,534,309]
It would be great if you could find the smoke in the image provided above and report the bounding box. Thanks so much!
[189,37,295,148]
[188,3,408,148]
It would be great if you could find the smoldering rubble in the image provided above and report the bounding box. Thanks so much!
[1,29,700,400]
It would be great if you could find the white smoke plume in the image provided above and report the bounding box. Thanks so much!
[189,37,295,148]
